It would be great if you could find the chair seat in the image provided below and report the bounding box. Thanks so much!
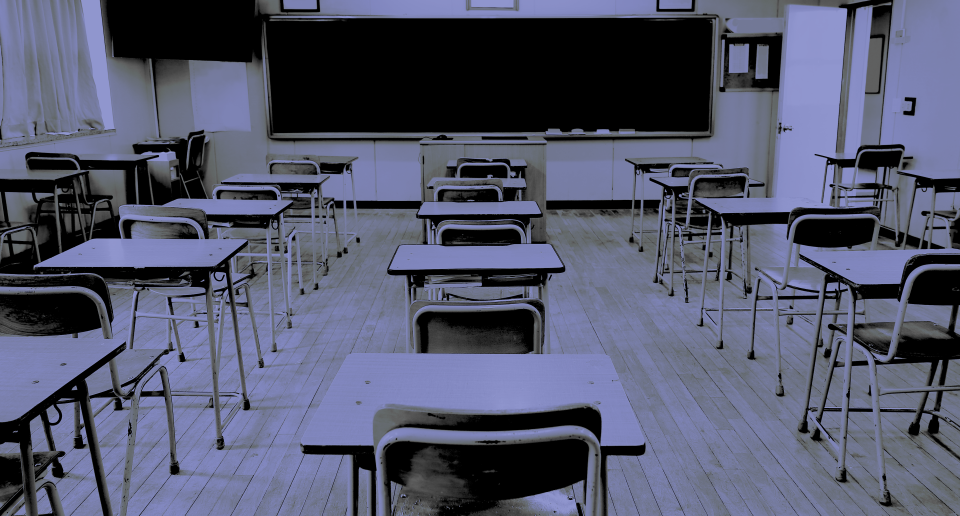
[0,221,35,231]
[831,182,894,191]
[392,485,579,516]
[148,272,252,298]
[284,196,337,212]
[756,266,848,293]
[0,452,64,513]
[828,321,960,360]
[84,349,168,397]
[219,225,296,241]
[920,209,959,221]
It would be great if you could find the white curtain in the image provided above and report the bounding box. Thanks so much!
[0,0,104,139]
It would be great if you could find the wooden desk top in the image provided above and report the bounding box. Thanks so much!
[814,152,914,166]
[0,338,125,427]
[388,244,564,276]
[445,158,528,169]
[300,353,645,456]
[800,249,960,299]
[896,169,960,183]
[625,157,711,171]
[221,174,331,188]
[34,238,247,275]
[417,201,542,220]
[696,197,830,226]
[165,199,293,221]
[427,177,527,190]
[649,177,765,191]
[78,154,157,168]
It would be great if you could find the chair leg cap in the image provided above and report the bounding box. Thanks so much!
[258,358,265,368]
[929,419,940,434]
[74,437,85,449]
[908,422,920,435]
[114,399,124,410]
[207,397,214,408]
[243,398,251,410]
[52,463,64,478]
[300,288,305,295]
[337,252,342,258]
[629,236,635,243]
[798,420,808,433]
[835,468,846,482]
[343,247,349,254]
[286,320,293,329]
[811,428,821,441]
[216,438,225,450]
[747,350,755,360]
[170,463,180,475]
[716,341,723,350]
[356,237,360,243]
[775,385,784,397]
[879,490,891,506]
[178,353,186,363]
[822,348,832,358]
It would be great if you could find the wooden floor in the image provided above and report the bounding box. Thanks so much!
[6,208,960,516]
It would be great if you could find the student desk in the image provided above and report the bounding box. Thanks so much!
[416,200,542,244]
[895,169,960,249]
[814,152,913,207]
[34,238,250,450]
[78,154,157,205]
[300,353,645,516]
[647,176,764,296]
[388,244,564,352]
[166,198,294,348]
[0,338,125,516]
[695,197,830,349]
[797,249,960,483]
[221,173,332,288]
[624,157,712,251]
[0,169,87,253]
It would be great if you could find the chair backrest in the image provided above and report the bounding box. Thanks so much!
[0,273,113,338]
[212,184,282,201]
[25,152,82,171]
[457,162,512,179]
[373,403,601,506]
[266,154,320,176]
[668,163,722,177]
[410,298,544,353]
[118,205,208,240]
[855,144,905,171]
[434,179,503,202]
[184,130,207,173]
[436,219,526,246]
[786,207,881,248]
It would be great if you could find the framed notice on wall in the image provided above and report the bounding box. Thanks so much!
[719,33,782,91]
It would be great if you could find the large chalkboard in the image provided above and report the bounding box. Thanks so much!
[264,16,717,138]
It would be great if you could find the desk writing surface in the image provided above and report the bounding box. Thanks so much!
[78,154,157,167]
[300,353,645,456]
[388,244,564,276]
[625,157,710,170]
[34,239,247,275]
[896,169,960,182]
[814,152,914,166]
[445,158,527,169]
[221,174,331,188]
[0,339,125,426]
[165,199,293,219]
[427,177,526,190]
[0,170,86,191]
[800,249,960,300]
[649,177,765,190]
[417,201,542,219]
[697,197,829,226]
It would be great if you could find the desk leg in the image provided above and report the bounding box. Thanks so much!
[367,465,377,516]
[311,188,321,285]
[347,455,359,516]
[541,273,550,354]
[698,214,714,326]
[224,264,251,409]
[53,189,63,253]
[629,167,638,246]
[279,216,292,328]
[799,280,829,433]
[145,164,156,205]
[72,177,87,243]
[654,190,667,283]
[900,179,919,249]
[1,192,13,257]
[835,295,857,482]
[78,380,114,516]
[600,454,608,516]
[266,227,276,351]
[715,218,729,349]
[206,273,225,449]
[405,275,413,353]
[821,159,830,204]
[19,421,39,516]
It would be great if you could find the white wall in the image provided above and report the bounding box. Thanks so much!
[149,0,847,202]
[884,0,960,247]
[0,0,157,255]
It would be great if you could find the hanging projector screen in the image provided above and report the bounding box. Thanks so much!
[263,16,717,138]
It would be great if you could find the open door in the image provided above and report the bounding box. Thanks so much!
[772,5,847,201]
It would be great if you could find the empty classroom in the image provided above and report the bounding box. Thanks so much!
[2,1,960,516]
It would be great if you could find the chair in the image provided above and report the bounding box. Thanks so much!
[373,403,602,516]
[25,152,116,241]
[456,158,513,179]
[117,205,265,367]
[652,163,723,262]
[830,144,904,238]
[266,155,341,268]
[0,193,41,269]
[660,169,748,303]
[433,178,504,202]
[811,254,960,505]
[179,130,208,199]
[748,207,880,396]
[0,273,177,516]
[409,298,545,353]
[213,184,303,326]
[0,452,66,516]
[919,196,960,250]
[436,219,526,246]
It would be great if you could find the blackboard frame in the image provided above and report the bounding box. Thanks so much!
[262,15,718,140]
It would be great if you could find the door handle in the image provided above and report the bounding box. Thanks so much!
[777,123,794,134]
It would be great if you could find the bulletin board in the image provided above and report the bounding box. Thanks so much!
[719,33,782,92]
